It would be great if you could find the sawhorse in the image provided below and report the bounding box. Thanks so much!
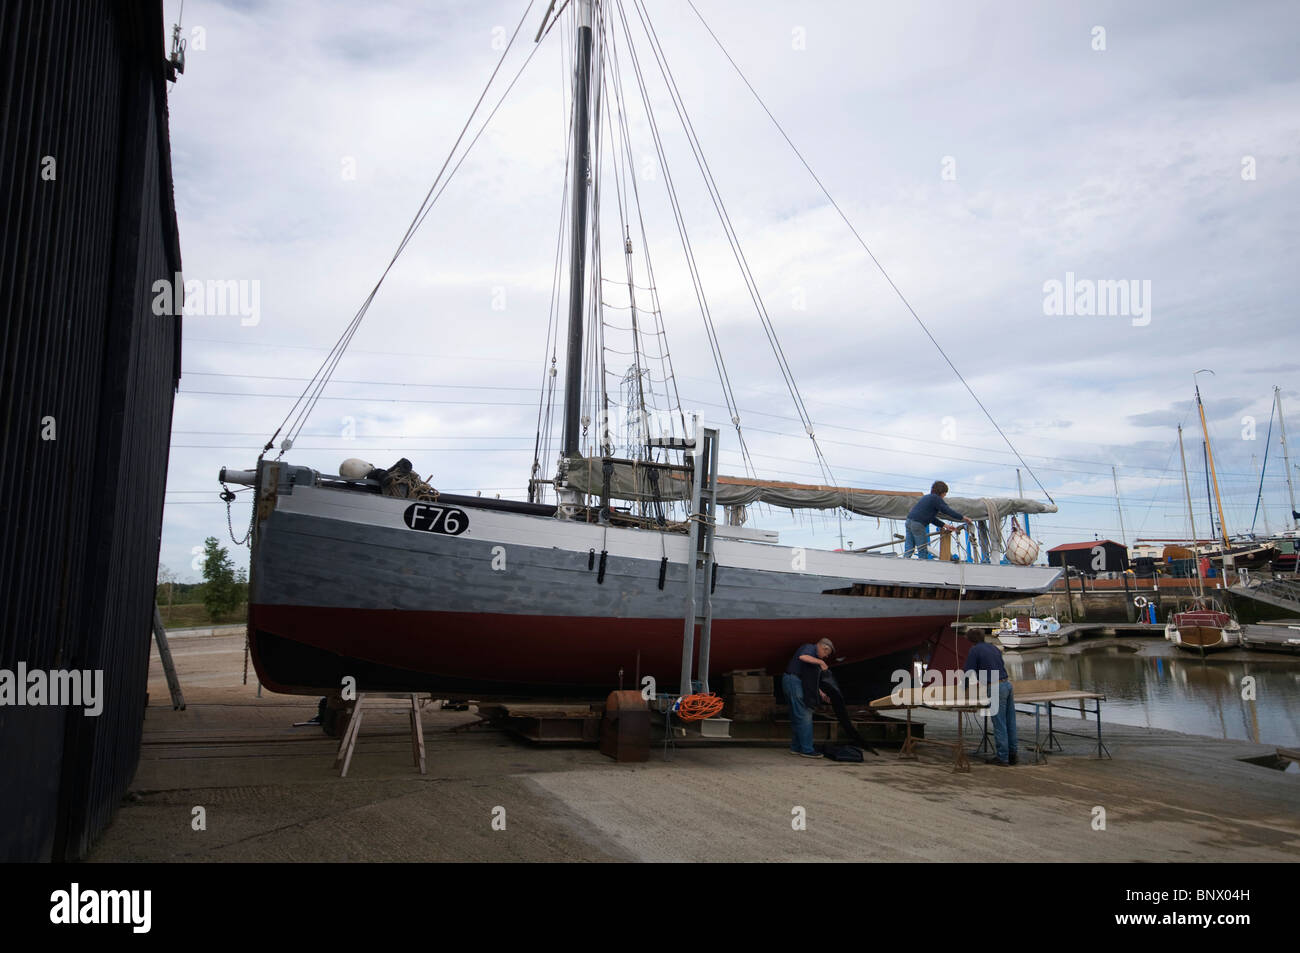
[873,695,987,773]
[335,693,427,777]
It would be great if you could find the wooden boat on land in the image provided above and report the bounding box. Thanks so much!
[218,0,1061,701]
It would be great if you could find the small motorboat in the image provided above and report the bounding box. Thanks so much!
[995,615,1059,649]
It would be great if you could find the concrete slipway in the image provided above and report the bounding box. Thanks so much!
[85,631,1300,863]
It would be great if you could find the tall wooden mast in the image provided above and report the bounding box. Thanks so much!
[1194,374,1231,548]
[1178,425,1204,598]
[561,0,595,457]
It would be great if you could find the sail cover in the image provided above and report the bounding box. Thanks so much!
[559,456,1056,521]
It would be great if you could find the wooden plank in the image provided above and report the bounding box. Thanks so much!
[870,687,991,709]
[409,694,426,775]
[500,703,598,718]
[151,605,186,710]
[338,696,365,777]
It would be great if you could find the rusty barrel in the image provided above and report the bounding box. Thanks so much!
[599,690,650,762]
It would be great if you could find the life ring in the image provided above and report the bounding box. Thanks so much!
[1134,596,1148,608]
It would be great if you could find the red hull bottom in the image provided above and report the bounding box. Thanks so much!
[249,604,966,696]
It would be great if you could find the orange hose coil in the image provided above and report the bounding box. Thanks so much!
[675,693,726,721]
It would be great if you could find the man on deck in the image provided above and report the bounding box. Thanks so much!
[902,480,973,558]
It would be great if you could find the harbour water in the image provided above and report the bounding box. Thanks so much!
[1003,640,1300,750]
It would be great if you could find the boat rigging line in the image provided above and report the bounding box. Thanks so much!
[628,0,838,491]
[607,1,756,477]
[1250,396,1276,535]
[1277,385,1300,529]
[529,19,576,502]
[266,0,541,457]
[685,0,1054,505]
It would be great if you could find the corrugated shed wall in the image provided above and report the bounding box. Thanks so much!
[0,0,182,861]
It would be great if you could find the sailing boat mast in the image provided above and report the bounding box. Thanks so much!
[1178,425,1204,598]
[1277,385,1298,531]
[1111,465,1127,548]
[1194,373,1231,548]
[1017,468,1028,536]
[1202,441,1215,538]
[560,0,595,458]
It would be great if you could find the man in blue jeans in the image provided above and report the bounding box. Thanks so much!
[783,638,833,757]
[903,480,973,558]
[963,631,1017,765]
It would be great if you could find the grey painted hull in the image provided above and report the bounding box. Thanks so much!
[246,478,1059,695]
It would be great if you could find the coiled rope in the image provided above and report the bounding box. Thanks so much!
[675,692,725,721]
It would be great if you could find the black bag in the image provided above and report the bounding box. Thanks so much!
[820,743,864,763]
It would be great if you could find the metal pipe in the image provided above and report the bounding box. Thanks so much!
[695,428,720,693]
[679,428,704,696]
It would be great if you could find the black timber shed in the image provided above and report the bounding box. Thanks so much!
[1047,540,1130,574]
[0,0,182,860]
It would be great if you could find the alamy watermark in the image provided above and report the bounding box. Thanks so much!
[151,272,260,326]
[0,664,104,716]
[889,667,1002,713]
[50,883,150,933]
[1043,272,1151,327]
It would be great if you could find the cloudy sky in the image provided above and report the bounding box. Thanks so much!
[158,0,1299,579]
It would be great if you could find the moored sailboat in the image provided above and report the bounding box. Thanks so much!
[1165,402,1242,653]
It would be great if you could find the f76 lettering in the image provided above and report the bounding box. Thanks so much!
[403,503,469,536]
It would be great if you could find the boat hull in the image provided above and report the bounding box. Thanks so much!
[245,475,1060,697]
[249,604,978,696]
[1165,610,1241,652]
[997,633,1049,649]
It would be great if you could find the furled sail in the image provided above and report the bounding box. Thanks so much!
[558,455,1057,521]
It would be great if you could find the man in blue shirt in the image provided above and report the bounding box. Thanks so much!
[783,639,833,758]
[903,480,973,558]
[963,631,1017,765]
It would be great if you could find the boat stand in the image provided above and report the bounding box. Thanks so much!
[676,424,720,697]
[151,604,186,710]
[334,693,427,778]
[897,702,974,773]
[653,423,722,760]
[969,710,992,756]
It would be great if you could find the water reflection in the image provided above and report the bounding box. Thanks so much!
[1003,643,1300,747]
